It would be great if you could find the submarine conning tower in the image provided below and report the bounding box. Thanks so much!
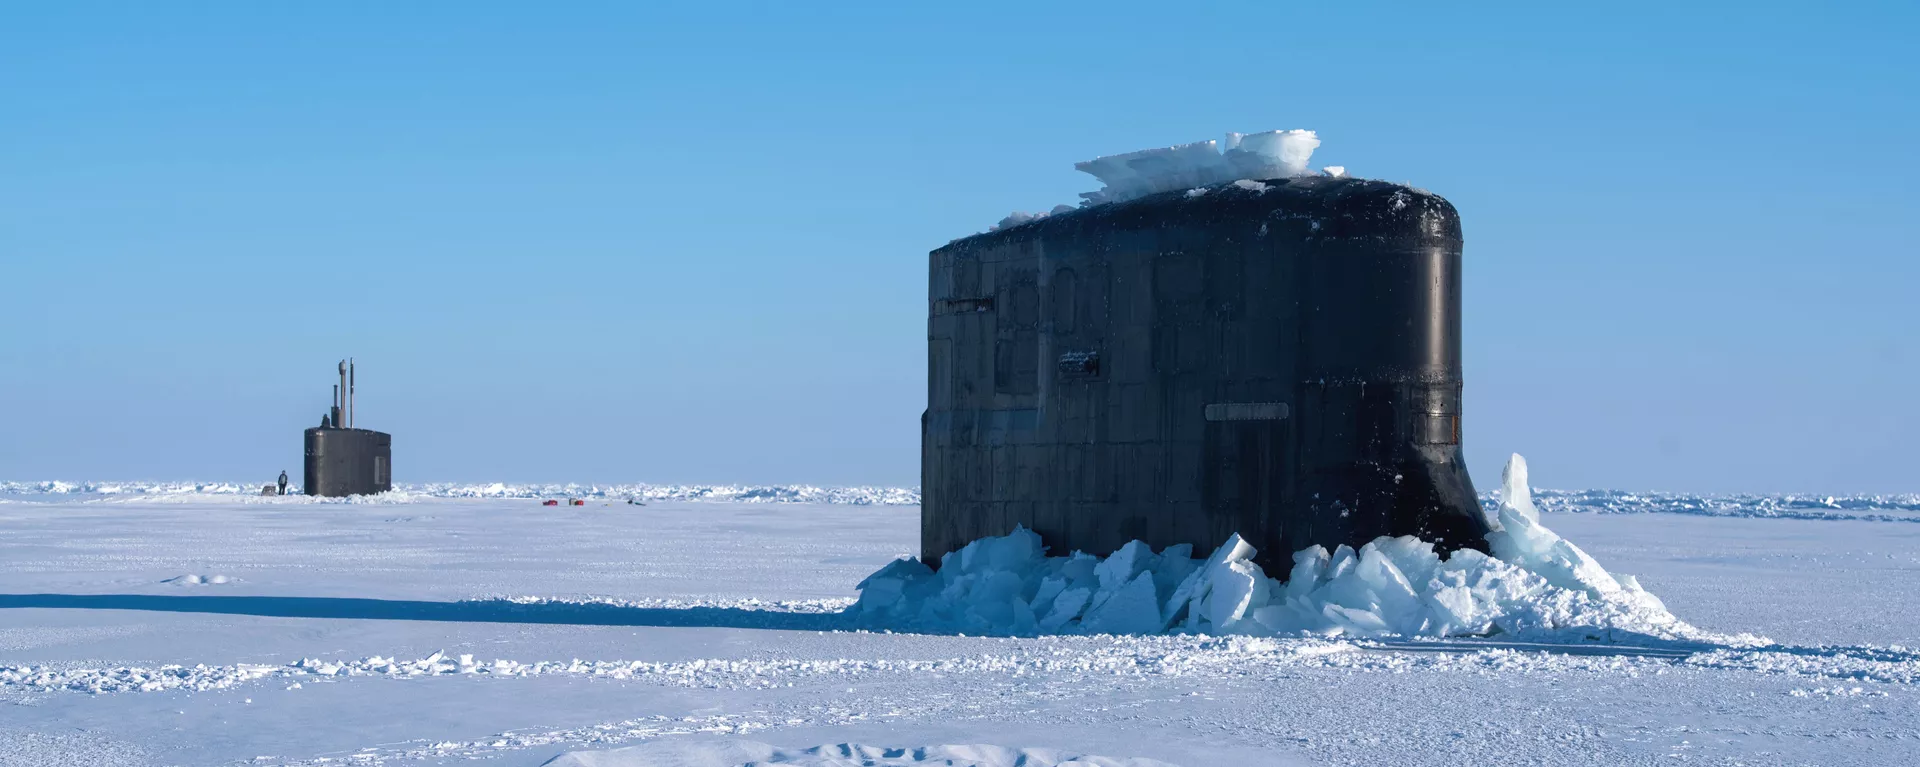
[922,175,1492,574]
[303,358,392,497]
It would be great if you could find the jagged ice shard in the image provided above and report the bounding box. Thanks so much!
[1073,129,1325,205]
[859,455,1734,644]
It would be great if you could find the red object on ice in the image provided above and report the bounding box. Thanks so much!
[542,500,559,506]
[570,499,585,506]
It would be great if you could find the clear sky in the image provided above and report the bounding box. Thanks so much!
[2,1,1914,493]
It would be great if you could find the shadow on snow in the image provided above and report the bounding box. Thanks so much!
[0,593,852,632]
[6,593,1908,671]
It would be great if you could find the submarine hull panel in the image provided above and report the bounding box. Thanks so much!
[303,427,392,498]
[922,176,1489,573]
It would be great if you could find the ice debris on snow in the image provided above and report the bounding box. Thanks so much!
[855,455,1739,644]
[162,574,233,585]
[544,740,1179,767]
[13,633,1920,703]
[1075,129,1325,205]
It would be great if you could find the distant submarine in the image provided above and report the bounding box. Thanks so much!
[303,358,392,497]
[921,130,1492,573]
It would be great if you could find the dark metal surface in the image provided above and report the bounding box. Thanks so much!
[303,427,392,497]
[922,176,1490,573]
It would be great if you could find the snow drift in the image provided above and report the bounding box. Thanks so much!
[856,455,1727,644]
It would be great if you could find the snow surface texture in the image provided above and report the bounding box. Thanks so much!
[12,635,1920,700]
[0,480,917,505]
[856,455,1751,645]
[1527,487,1920,522]
[4,492,1920,765]
[5,479,1915,522]
[543,739,1177,767]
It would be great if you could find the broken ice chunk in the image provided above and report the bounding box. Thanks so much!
[1075,128,1323,204]
[1094,540,1157,591]
[1039,586,1092,630]
[1225,129,1321,180]
[1202,559,1271,631]
[993,212,1044,231]
[1080,571,1165,634]
[1498,453,1540,526]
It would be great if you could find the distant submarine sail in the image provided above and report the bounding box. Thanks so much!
[303,358,392,497]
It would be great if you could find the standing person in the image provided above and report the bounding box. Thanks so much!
[277,470,289,496]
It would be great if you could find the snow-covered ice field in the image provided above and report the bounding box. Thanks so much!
[3,492,1918,766]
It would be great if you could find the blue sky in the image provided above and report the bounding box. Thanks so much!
[1,1,1914,492]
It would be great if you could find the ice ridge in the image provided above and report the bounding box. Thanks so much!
[854,455,1757,644]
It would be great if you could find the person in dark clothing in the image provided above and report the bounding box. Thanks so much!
[277,470,289,496]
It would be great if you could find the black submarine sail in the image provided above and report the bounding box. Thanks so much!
[921,130,1491,574]
[303,358,392,497]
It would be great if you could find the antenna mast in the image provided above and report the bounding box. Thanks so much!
[337,360,348,429]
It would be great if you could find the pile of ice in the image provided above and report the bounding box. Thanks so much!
[1076,129,1329,205]
[856,455,1721,643]
[988,128,1345,231]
